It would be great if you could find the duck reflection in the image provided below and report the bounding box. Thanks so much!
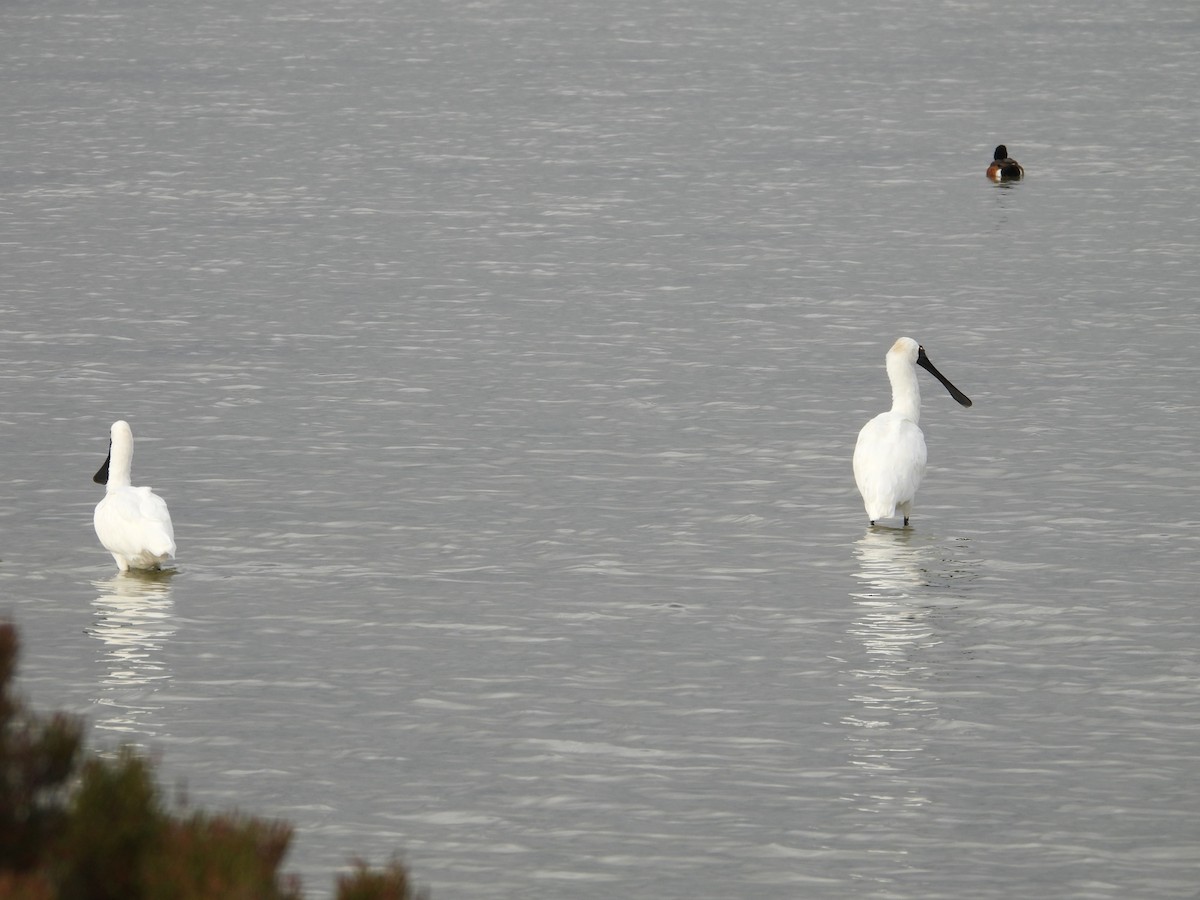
[88,569,177,744]
[842,529,960,812]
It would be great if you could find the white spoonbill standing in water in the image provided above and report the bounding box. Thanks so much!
[853,337,972,526]
[93,420,176,572]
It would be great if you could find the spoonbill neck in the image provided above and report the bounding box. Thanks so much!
[105,422,135,489]
[887,355,922,424]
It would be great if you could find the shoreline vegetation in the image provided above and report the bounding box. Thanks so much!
[0,622,425,900]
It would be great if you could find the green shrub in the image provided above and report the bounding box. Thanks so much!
[0,623,422,900]
[143,812,301,900]
[336,859,418,900]
[0,624,83,876]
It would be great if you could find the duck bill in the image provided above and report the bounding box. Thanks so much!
[93,451,111,485]
[917,348,973,407]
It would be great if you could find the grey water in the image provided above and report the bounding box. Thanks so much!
[3,0,1200,897]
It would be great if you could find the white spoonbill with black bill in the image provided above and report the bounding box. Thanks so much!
[852,337,972,526]
[93,420,176,572]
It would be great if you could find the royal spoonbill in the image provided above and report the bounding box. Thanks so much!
[853,337,972,527]
[986,144,1024,181]
[93,420,176,572]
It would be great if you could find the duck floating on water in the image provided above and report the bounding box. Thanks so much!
[987,144,1024,181]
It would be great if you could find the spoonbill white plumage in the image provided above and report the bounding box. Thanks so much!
[853,337,972,526]
[93,420,176,572]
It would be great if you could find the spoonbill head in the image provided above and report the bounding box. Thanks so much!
[93,420,176,572]
[852,337,972,527]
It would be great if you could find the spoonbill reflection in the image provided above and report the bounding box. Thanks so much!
[90,570,176,740]
[853,338,972,527]
[93,420,176,572]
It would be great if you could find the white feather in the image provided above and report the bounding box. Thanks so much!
[93,420,176,572]
[852,337,970,526]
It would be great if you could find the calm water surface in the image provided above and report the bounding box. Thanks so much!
[2,0,1199,897]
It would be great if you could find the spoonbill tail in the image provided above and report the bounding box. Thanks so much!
[93,420,176,572]
[853,337,972,526]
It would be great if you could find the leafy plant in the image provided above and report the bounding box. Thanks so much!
[0,623,423,900]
